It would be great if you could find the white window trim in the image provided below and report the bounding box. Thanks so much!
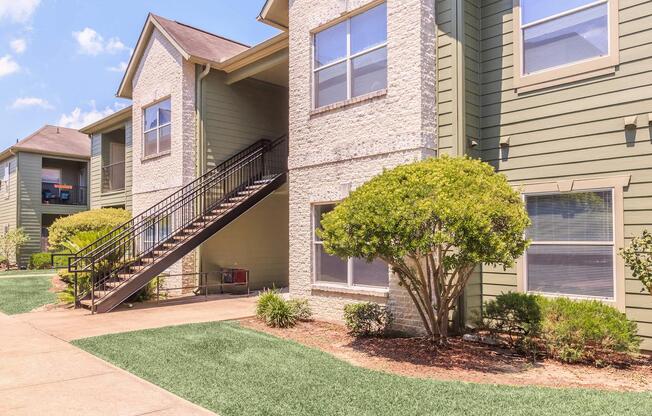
[142,97,172,159]
[311,202,389,290]
[522,188,616,302]
[311,2,388,110]
[512,0,620,91]
[515,175,629,311]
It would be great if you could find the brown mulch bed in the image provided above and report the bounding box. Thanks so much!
[240,318,652,392]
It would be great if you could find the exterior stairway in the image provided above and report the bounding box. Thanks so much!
[67,136,287,313]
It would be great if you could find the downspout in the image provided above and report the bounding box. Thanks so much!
[194,63,211,280]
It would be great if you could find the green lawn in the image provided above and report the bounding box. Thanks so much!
[73,321,652,416]
[0,273,57,314]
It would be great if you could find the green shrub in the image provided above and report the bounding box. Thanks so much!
[482,292,543,351]
[264,296,297,328]
[620,229,652,296]
[288,298,312,321]
[56,269,91,304]
[48,208,130,250]
[343,302,392,337]
[0,228,29,267]
[538,297,640,364]
[255,290,310,328]
[29,252,53,270]
[256,288,281,318]
[482,294,641,364]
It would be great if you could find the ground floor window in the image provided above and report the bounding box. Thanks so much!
[312,203,388,288]
[524,189,615,300]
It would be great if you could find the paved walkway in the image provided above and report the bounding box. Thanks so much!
[0,295,257,415]
[16,294,257,341]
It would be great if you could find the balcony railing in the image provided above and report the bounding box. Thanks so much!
[41,182,87,205]
[101,161,126,193]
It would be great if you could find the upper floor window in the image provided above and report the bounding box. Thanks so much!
[313,2,387,109]
[143,98,171,158]
[514,0,618,89]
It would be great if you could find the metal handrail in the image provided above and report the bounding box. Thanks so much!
[69,135,287,308]
[69,137,278,265]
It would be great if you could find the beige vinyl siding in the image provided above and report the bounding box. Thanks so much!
[202,70,288,169]
[478,0,652,349]
[0,156,18,233]
[17,152,88,265]
[89,121,133,211]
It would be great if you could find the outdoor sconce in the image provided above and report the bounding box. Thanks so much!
[468,139,479,148]
[624,115,638,130]
[648,113,652,125]
[500,136,510,147]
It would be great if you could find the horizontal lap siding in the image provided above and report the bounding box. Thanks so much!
[202,71,288,169]
[0,156,18,232]
[478,0,652,349]
[436,0,454,155]
[89,122,133,211]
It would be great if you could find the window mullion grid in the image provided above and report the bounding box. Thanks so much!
[346,19,352,100]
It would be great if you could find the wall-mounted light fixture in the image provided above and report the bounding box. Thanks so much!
[624,115,638,130]
[500,136,511,147]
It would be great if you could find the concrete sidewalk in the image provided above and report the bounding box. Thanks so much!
[0,312,215,416]
[1,295,257,415]
[15,294,257,341]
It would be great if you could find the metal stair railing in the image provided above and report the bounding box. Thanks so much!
[66,135,287,309]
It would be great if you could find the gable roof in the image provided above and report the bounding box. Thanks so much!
[0,125,90,163]
[117,13,250,98]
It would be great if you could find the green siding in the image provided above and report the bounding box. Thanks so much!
[17,152,88,265]
[202,70,288,170]
[0,156,18,232]
[475,0,652,349]
[200,69,289,288]
[89,120,133,211]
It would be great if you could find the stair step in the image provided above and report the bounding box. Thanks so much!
[117,273,133,280]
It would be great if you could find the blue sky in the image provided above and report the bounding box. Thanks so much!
[0,0,278,150]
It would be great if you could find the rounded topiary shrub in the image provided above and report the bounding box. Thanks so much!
[48,208,131,250]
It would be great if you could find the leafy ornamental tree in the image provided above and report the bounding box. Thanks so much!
[0,228,30,268]
[620,230,652,296]
[318,156,530,343]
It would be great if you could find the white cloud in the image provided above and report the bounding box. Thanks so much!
[0,0,40,23]
[58,102,121,129]
[73,27,129,56]
[10,97,53,110]
[106,38,128,53]
[107,61,128,73]
[0,55,20,77]
[10,38,26,54]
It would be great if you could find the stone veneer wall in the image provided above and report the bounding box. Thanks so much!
[287,0,437,334]
[130,28,197,292]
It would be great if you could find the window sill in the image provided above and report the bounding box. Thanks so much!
[311,283,389,298]
[100,189,125,196]
[141,151,171,163]
[310,89,387,117]
[515,66,616,94]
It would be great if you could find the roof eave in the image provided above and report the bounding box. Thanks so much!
[219,32,289,73]
[79,106,133,134]
[257,0,289,30]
